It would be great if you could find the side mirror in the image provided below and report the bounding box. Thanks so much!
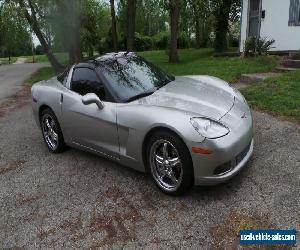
[82,93,104,110]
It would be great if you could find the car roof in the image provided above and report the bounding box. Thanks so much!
[74,52,136,69]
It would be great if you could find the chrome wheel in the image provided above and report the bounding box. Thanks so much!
[149,139,183,192]
[42,114,59,150]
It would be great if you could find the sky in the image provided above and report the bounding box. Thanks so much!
[33,34,40,46]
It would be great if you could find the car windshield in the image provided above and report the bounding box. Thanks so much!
[100,55,175,102]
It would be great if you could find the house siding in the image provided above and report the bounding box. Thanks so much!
[240,0,300,52]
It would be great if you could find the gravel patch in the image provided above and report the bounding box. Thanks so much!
[0,98,299,248]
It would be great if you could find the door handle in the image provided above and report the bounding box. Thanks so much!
[60,93,64,104]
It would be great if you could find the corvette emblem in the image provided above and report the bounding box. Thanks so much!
[241,113,247,119]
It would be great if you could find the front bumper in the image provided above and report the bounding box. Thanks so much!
[188,97,253,186]
[193,139,253,185]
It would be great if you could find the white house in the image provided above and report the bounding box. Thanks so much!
[240,0,300,52]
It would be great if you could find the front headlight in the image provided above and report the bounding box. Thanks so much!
[190,117,229,139]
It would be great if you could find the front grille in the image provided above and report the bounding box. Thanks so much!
[236,143,251,165]
[213,161,232,175]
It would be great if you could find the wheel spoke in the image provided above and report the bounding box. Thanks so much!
[169,171,178,185]
[162,142,168,160]
[50,119,55,129]
[159,171,166,181]
[155,154,164,165]
[45,119,51,129]
[169,157,180,167]
[52,132,58,142]
[45,135,54,148]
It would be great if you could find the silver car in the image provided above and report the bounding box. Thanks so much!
[31,52,253,195]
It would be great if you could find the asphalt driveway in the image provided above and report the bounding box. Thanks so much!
[0,65,299,249]
[0,63,48,101]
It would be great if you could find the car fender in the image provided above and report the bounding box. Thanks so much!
[116,103,205,171]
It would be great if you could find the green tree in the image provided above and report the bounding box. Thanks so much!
[135,0,168,36]
[212,0,241,53]
[81,0,110,57]
[0,1,32,60]
[186,0,211,48]
[15,0,64,72]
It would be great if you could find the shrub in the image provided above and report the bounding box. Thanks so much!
[152,32,169,50]
[96,37,116,54]
[118,33,127,51]
[135,32,153,51]
[35,45,44,55]
[229,37,239,48]
[178,32,190,49]
[244,37,275,56]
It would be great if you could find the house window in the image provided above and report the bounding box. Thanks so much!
[289,0,300,26]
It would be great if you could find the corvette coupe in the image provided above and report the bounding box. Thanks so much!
[31,52,253,195]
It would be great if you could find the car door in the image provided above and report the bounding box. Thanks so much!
[61,67,119,159]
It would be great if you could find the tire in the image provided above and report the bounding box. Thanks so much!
[40,108,66,153]
[147,130,194,196]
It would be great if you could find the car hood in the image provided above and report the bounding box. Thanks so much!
[138,76,235,120]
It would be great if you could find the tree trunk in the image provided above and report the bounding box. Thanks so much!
[189,0,201,49]
[67,0,82,64]
[110,0,118,52]
[88,47,93,58]
[69,30,82,64]
[169,0,180,63]
[195,18,201,49]
[17,0,63,73]
[126,0,136,51]
[214,0,232,53]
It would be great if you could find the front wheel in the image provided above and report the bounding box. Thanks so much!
[147,130,194,196]
[41,108,66,153]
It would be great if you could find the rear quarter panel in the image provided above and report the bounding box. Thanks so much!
[31,78,69,140]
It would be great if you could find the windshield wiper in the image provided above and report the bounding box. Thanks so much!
[125,88,157,103]
[157,75,174,89]
[159,78,171,88]
[168,74,175,81]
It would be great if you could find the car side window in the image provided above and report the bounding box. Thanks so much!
[71,68,106,100]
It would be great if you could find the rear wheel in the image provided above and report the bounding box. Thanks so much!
[41,108,66,153]
[147,130,194,196]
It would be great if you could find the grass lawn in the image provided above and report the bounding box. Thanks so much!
[241,70,300,122]
[0,52,68,65]
[23,52,69,65]
[17,48,279,85]
[140,49,279,82]
[24,53,67,86]
[26,67,56,86]
[0,57,18,64]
